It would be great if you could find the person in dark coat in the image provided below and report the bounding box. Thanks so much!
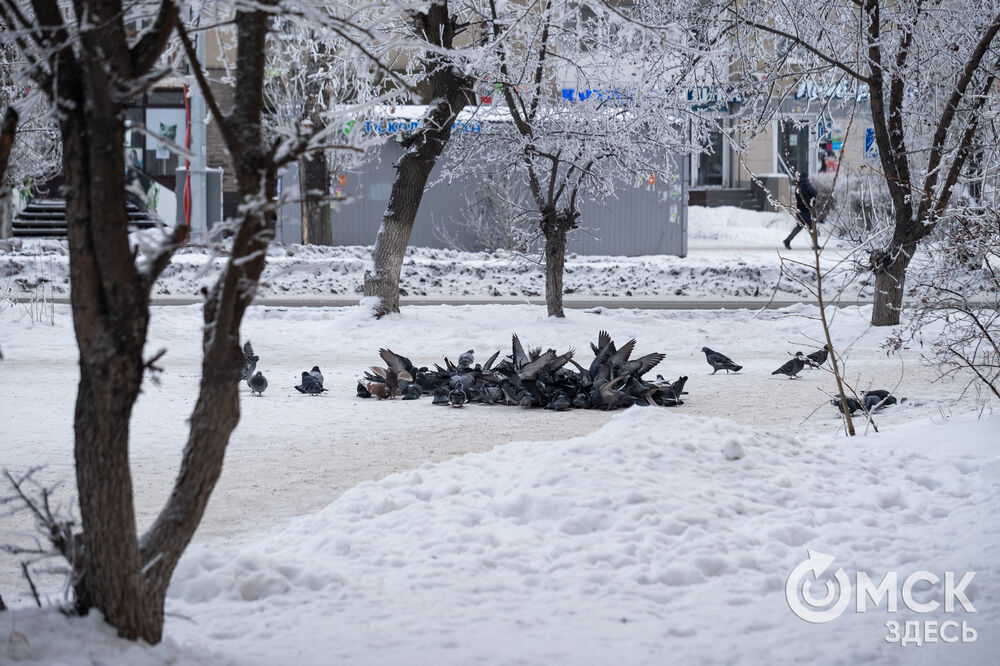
[783,173,819,249]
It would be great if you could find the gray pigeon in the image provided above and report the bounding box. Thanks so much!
[248,371,268,396]
[701,347,743,374]
[805,345,830,368]
[240,341,259,382]
[771,352,806,379]
[831,395,863,414]
[310,366,324,387]
[401,384,423,400]
[457,349,475,369]
[295,371,327,395]
[863,390,898,410]
[449,388,468,407]
[432,387,450,405]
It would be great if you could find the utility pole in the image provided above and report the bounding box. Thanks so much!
[189,28,208,243]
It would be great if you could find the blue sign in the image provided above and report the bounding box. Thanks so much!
[361,119,481,136]
[864,128,878,160]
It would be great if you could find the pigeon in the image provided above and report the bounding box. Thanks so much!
[295,371,327,395]
[356,382,372,398]
[367,365,413,398]
[458,349,475,369]
[432,387,451,405]
[863,390,898,410]
[701,347,742,374]
[380,348,417,375]
[771,353,806,379]
[805,345,830,368]
[240,341,259,382]
[449,388,467,407]
[545,393,571,411]
[401,384,423,400]
[831,395,864,414]
[366,382,391,399]
[248,371,268,396]
[310,366,324,387]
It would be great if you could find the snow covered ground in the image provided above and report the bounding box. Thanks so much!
[1,205,997,664]
[1,296,997,665]
[0,206,869,302]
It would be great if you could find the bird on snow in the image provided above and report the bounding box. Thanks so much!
[248,371,268,397]
[357,382,372,398]
[432,387,451,405]
[310,366,324,387]
[401,384,423,400]
[295,371,327,395]
[805,345,830,368]
[771,352,806,379]
[545,393,571,411]
[449,388,468,407]
[366,381,391,400]
[863,389,898,410]
[367,365,413,398]
[831,395,864,415]
[457,349,475,369]
[701,347,743,374]
[240,341,259,382]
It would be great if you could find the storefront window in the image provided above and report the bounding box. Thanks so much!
[778,119,810,177]
[697,130,724,187]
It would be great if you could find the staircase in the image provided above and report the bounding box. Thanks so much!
[12,197,157,237]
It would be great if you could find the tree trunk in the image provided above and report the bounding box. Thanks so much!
[299,40,332,246]
[362,2,472,317]
[543,222,568,317]
[299,153,331,245]
[871,241,914,327]
[62,87,155,640]
[0,186,12,239]
[541,211,577,318]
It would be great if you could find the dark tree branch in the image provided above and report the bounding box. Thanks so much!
[130,0,179,75]
[736,18,870,82]
[176,19,235,149]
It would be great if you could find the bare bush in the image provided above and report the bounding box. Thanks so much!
[890,210,1000,405]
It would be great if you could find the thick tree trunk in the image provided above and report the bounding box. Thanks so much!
[62,94,155,639]
[362,2,472,317]
[871,242,913,326]
[543,222,567,318]
[541,212,576,318]
[364,152,441,314]
[299,41,332,246]
[300,153,331,245]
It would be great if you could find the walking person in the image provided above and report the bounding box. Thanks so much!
[783,172,819,250]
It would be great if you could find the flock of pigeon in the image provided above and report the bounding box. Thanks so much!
[237,336,899,416]
[356,332,686,410]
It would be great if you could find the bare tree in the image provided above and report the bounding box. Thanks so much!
[0,0,372,643]
[362,1,474,317]
[730,0,1000,326]
[470,0,701,317]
